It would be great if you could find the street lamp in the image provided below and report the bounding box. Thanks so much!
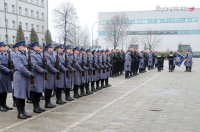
[91,21,99,48]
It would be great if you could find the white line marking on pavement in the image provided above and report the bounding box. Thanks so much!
[62,73,162,132]
[1,71,160,132]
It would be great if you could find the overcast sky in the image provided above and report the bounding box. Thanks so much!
[48,0,199,50]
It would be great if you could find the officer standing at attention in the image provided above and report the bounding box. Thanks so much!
[184,50,193,72]
[0,41,13,112]
[64,45,75,101]
[54,44,67,104]
[29,41,46,113]
[13,40,33,119]
[167,51,175,72]
[45,44,58,108]
[73,47,84,98]
[124,50,132,79]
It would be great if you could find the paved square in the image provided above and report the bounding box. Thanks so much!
[0,59,200,132]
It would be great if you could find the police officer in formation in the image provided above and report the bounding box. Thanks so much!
[167,51,175,72]
[0,42,13,112]
[184,50,193,72]
[0,40,113,119]
[110,49,124,76]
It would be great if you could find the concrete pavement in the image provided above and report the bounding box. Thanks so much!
[0,59,200,132]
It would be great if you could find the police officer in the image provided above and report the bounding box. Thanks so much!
[85,49,94,94]
[95,50,101,90]
[0,41,13,112]
[13,40,32,119]
[124,50,132,78]
[79,48,89,97]
[45,44,58,108]
[184,50,193,72]
[139,51,145,73]
[29,41,46,113]
[11,43,18,107]
[91,49,100,91]
[148,51,153,70]
[54,44,67,104]
[73,47,84,98]
[105,49,112,87]
[64,45,75,101]
[99,50,106,88]
[156,52,162,72]
[167,51,175,72]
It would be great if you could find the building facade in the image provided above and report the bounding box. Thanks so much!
[0,0,48,44]
[98,8,200,51]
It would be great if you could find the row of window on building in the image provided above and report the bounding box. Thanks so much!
[4,3,45,20]
[99,30,200,36]
[2,19,45,33]
[20,0,45,7]
[0,35,43,44]
[99,17,198,25]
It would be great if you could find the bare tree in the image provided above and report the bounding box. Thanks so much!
[140,32,161,51]
[103,13,129,49]
[53,1,78,46]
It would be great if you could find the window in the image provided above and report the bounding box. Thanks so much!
[19,7,22,15]
[12,5,15,13]
[41,13,44,20]
[42,26,44,32]
[12,21,15,29]
[4,3,8,12]
[5,19,8,27]
[36,25,39,32]
[36,0,39,5]
[25,23,28,31]
[36,11,39,19]
[12,36,15,44]
[41,0,44,6]
[25,8,28,16]
[31,10,34,18]
[19,22,22,27]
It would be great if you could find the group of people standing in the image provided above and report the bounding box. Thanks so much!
[0,40,112,119]
[124,49,193,77]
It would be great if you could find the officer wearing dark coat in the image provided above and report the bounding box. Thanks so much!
[29,41,46,113]
[167,51,175,72]
[13,40,33,119]
[0,41,13,112]
[156,52,162,72]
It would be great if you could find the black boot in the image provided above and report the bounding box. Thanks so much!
[56,88,66,105]
[101,80,105,88]
[96,81,100,91]
[0,93,7,112]
[105,79,111,88]
[65,89,74,101]
[16,98,27,119]
[74,85,80,98]
[91,81,96,92]
[80,84,87,97]
[45,89,56,108]
[13,96,16,107]
[22,99,32,118]
[85,83,93,95]
[3,93,13,110]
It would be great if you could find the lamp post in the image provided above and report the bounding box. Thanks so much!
[91,21,99,48]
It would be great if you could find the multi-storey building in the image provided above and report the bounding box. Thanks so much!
[98,8,200,51]
[0,0,48,44]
